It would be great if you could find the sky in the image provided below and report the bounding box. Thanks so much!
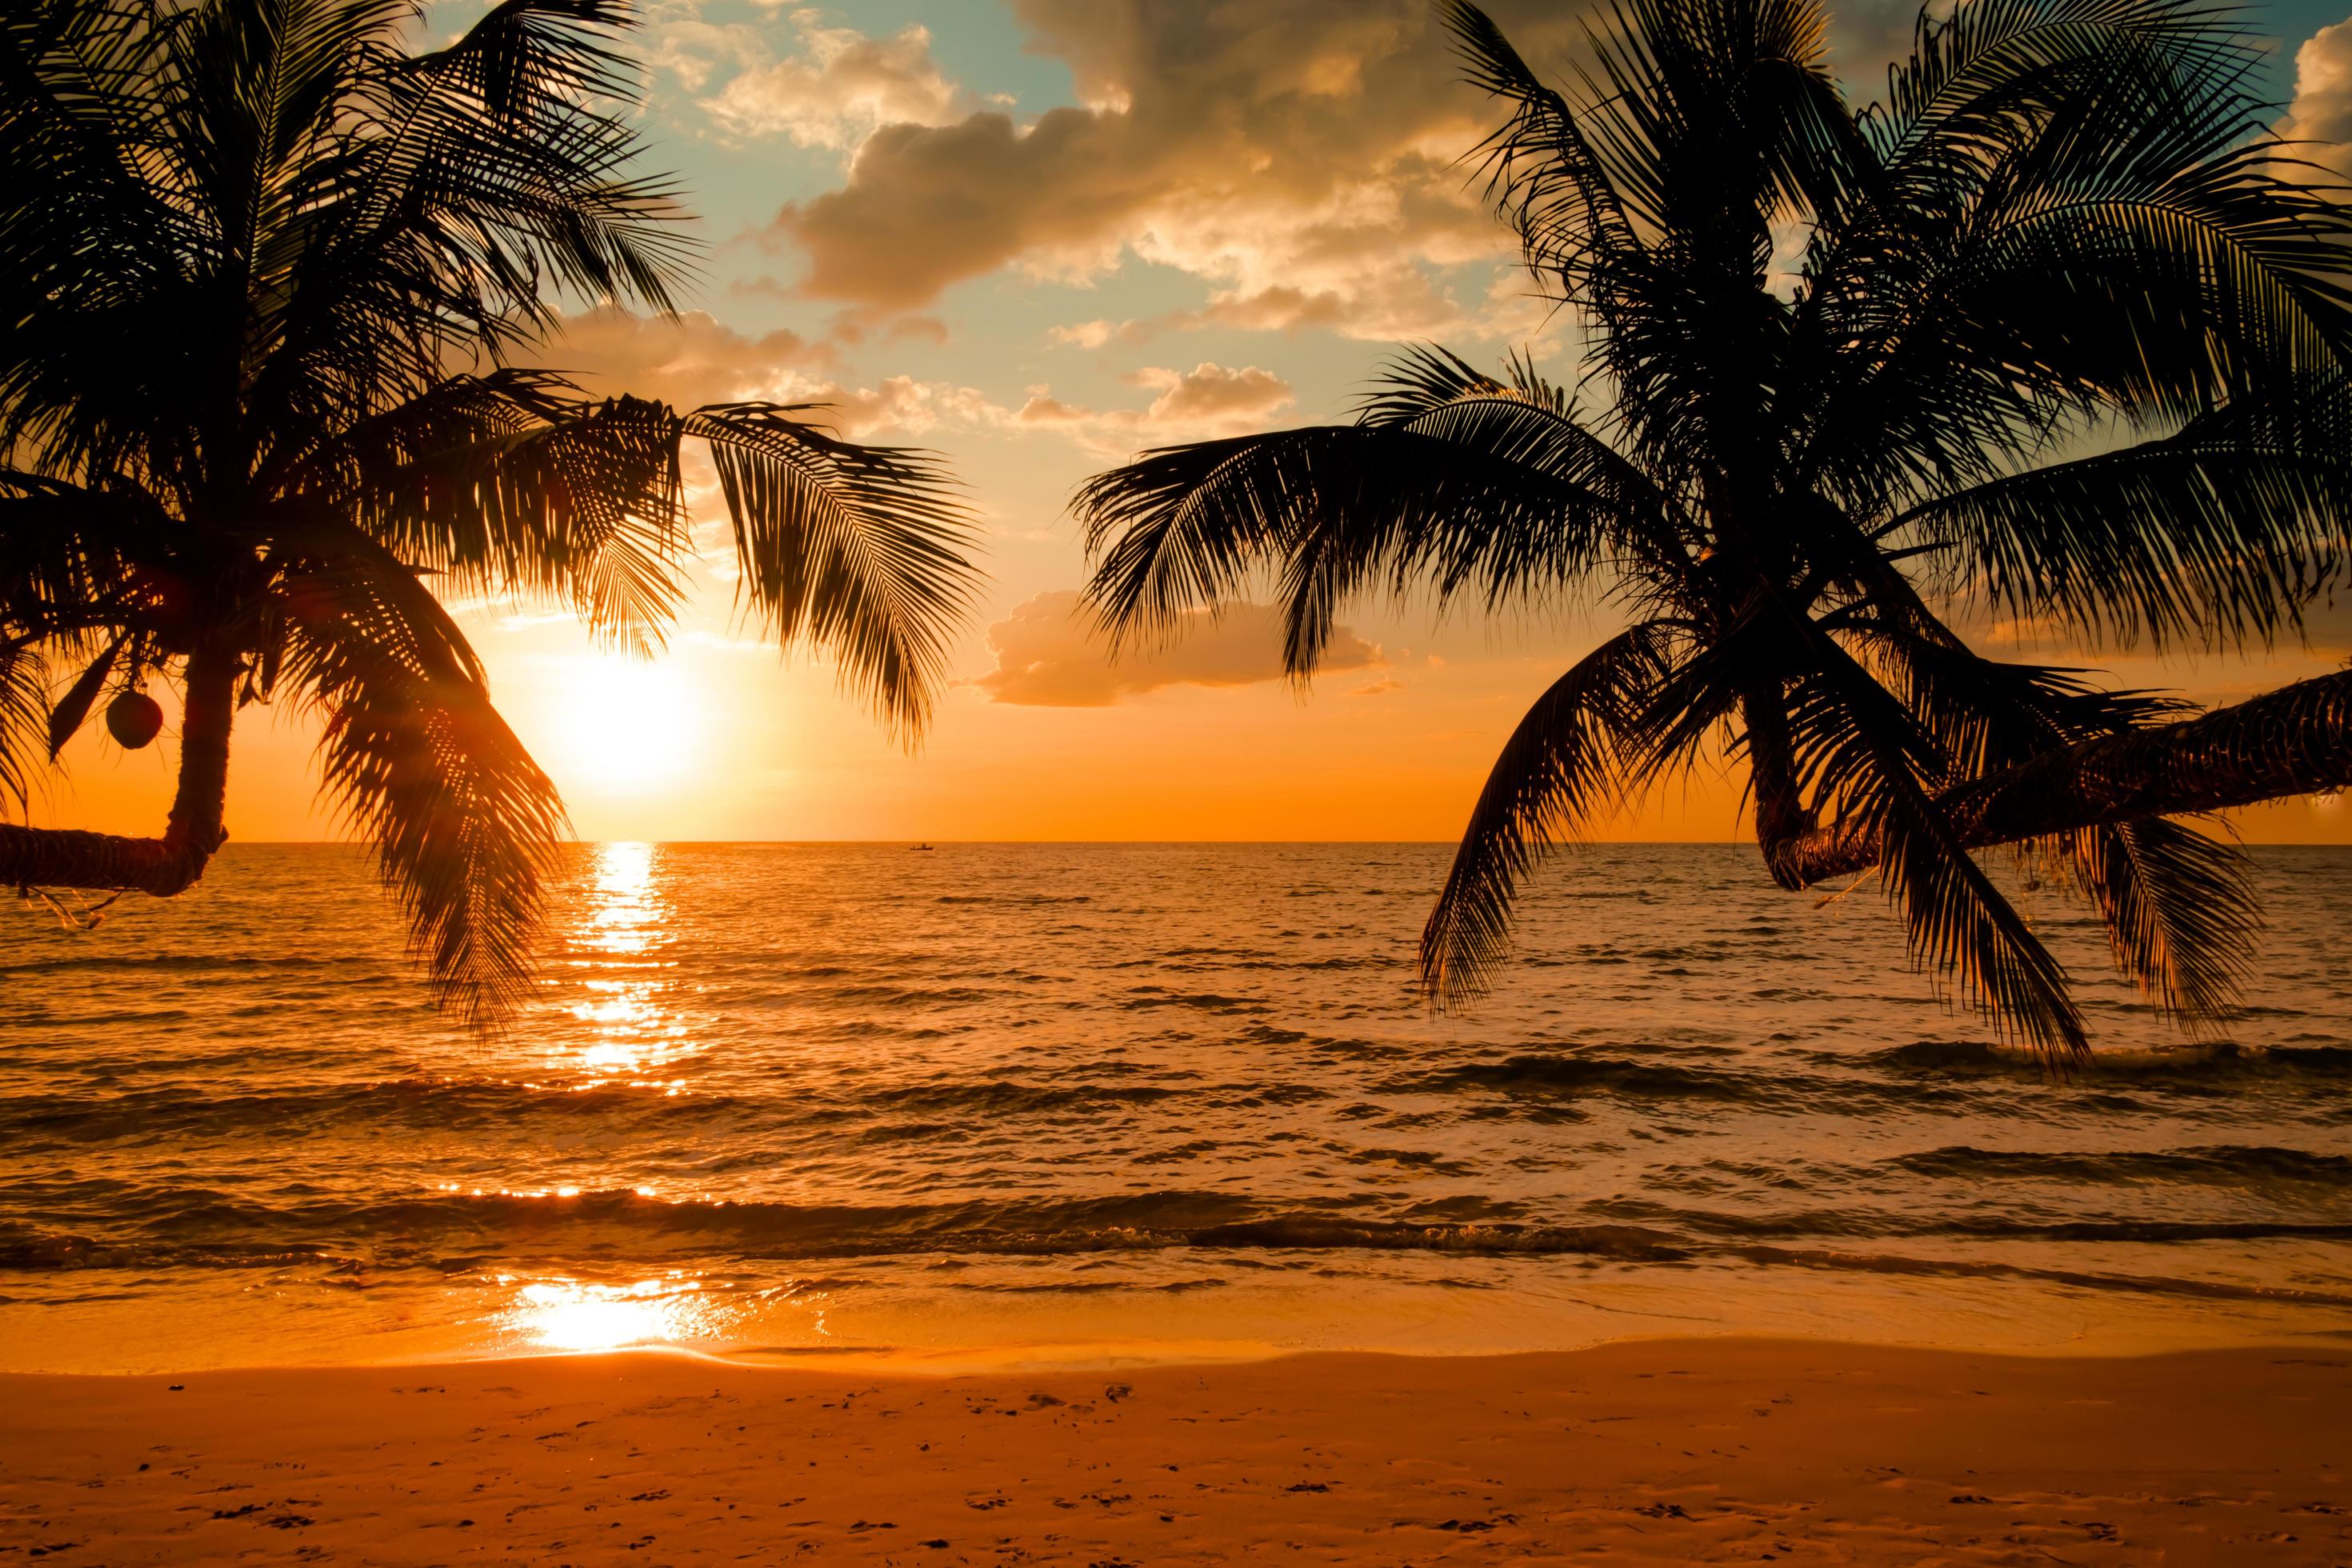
[35,0,2352,844]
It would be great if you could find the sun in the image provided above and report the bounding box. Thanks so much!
[543,657,702,794]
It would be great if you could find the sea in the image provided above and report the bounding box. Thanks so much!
[3,842,2348,1374]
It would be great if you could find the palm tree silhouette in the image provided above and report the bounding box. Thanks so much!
[1075,0,2352,1058]
[0,0,980,1022]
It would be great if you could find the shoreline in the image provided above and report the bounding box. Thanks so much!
[7,1337,2347,1564]
[12,1319,2352,1382]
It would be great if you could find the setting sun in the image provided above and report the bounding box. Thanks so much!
[7,0,2352,1560]
[542,658,702,794]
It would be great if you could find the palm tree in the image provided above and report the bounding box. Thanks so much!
[1074,0,2352,1058]
[0,0,980,1021]
[1778,662,2352,882]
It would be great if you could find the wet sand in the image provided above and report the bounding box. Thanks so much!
[2,1338,2346,1564]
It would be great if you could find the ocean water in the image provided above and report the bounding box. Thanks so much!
[2,841,2348,1374]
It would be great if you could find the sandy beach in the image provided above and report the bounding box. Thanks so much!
[3,1338,2346,1565]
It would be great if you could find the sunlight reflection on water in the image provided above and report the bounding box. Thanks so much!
[6,842,2350,1375]
[564,842,692,1080]
[504,1276,722,1352]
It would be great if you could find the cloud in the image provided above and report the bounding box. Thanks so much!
[2280,19,2352,178]
[1048,318,1121,350]
[672,7,964,150]
[1011,362,1297,455]
[1349,676,1406,697]
[1122,362,1294,423]
[541,307,1292,457]
[973,590,1379,706]
[764,0,1587,339]
[539,304,831,408]
[535,306,999,439]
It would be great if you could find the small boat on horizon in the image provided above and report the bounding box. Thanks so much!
[910,842,934,851]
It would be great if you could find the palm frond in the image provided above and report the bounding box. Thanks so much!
[1079,354,1663,678]
[2042,814,2255,1027]
[308,373,689,656]
[42,633,122,758]
[1862,0,2258,173]
[1831,607,2252,1020]
[1791,628,2088,1059]
[0,472,156,638]
[277,554,564,1026]
[1895,379,2352,649]
[1798,2,2352,514]
[686,402,979,743]
[1420,620,1682,1007]
[0,635,48,813]
[338,0,691,328]
[1442,0,1638,282]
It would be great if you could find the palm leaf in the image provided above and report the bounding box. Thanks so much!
[1894,379,2352,649]
[43,632,121,758]
[277,554,564,1026]
[1790,629,2088,1058]
[1420,620,1683,1006]
[312,373,689,656]
[1834,608,2253,1022]
[1079,354,1662,678]
[0,636,48,812]
[686,402,979,742]
[2042,814,2255,1027]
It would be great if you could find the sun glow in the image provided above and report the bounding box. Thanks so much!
[504,1276,720,1352]
[544,658,701,793]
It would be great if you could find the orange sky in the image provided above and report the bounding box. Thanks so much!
[30,609,2349,846]
[19,0,2352,850]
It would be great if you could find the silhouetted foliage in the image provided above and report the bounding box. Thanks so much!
[1077,0,2352,1057]
[0,0,981,1022]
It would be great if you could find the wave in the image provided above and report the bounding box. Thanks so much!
[12,1192,2342,1313]
[1731,1243,2352,1307]
[1120,989,1268,1014]
[1894,1145,2352,1187]
[0,1078,746,1144]
[936,894,1092,906]
[1851,1040,2352,1079]
[860,1079,1184,1114]
[0,1194,1694,1274]
[1400,1052,1864,1107]
[0,953,375,977]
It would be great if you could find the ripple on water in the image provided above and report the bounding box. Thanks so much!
[1,841,2348,1368]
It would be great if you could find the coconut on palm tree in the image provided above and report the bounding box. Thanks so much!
[0,0,981,1021]
[1074,0,2352,1058]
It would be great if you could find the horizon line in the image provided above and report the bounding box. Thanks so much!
[209,838,2352,849]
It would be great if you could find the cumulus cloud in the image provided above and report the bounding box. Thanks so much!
[702,10,963,149]
[535,306,1003,441]
[1047,318,1122,350]
[540,304,831,409]
[2280,19,2352,179]
[973,590,1379,706]
[542,306,1293,458]
[1011,362,1296,455]
[762,0,1590,339]
[1122,362,1293,424]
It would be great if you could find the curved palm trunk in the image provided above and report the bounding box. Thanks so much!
[0,638,240,898]
[1741,677,1815,890]
[1774,668,2352,887]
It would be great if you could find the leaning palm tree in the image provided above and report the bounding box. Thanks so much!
[0,0,979,1021]
[1076,0,2352,1058]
